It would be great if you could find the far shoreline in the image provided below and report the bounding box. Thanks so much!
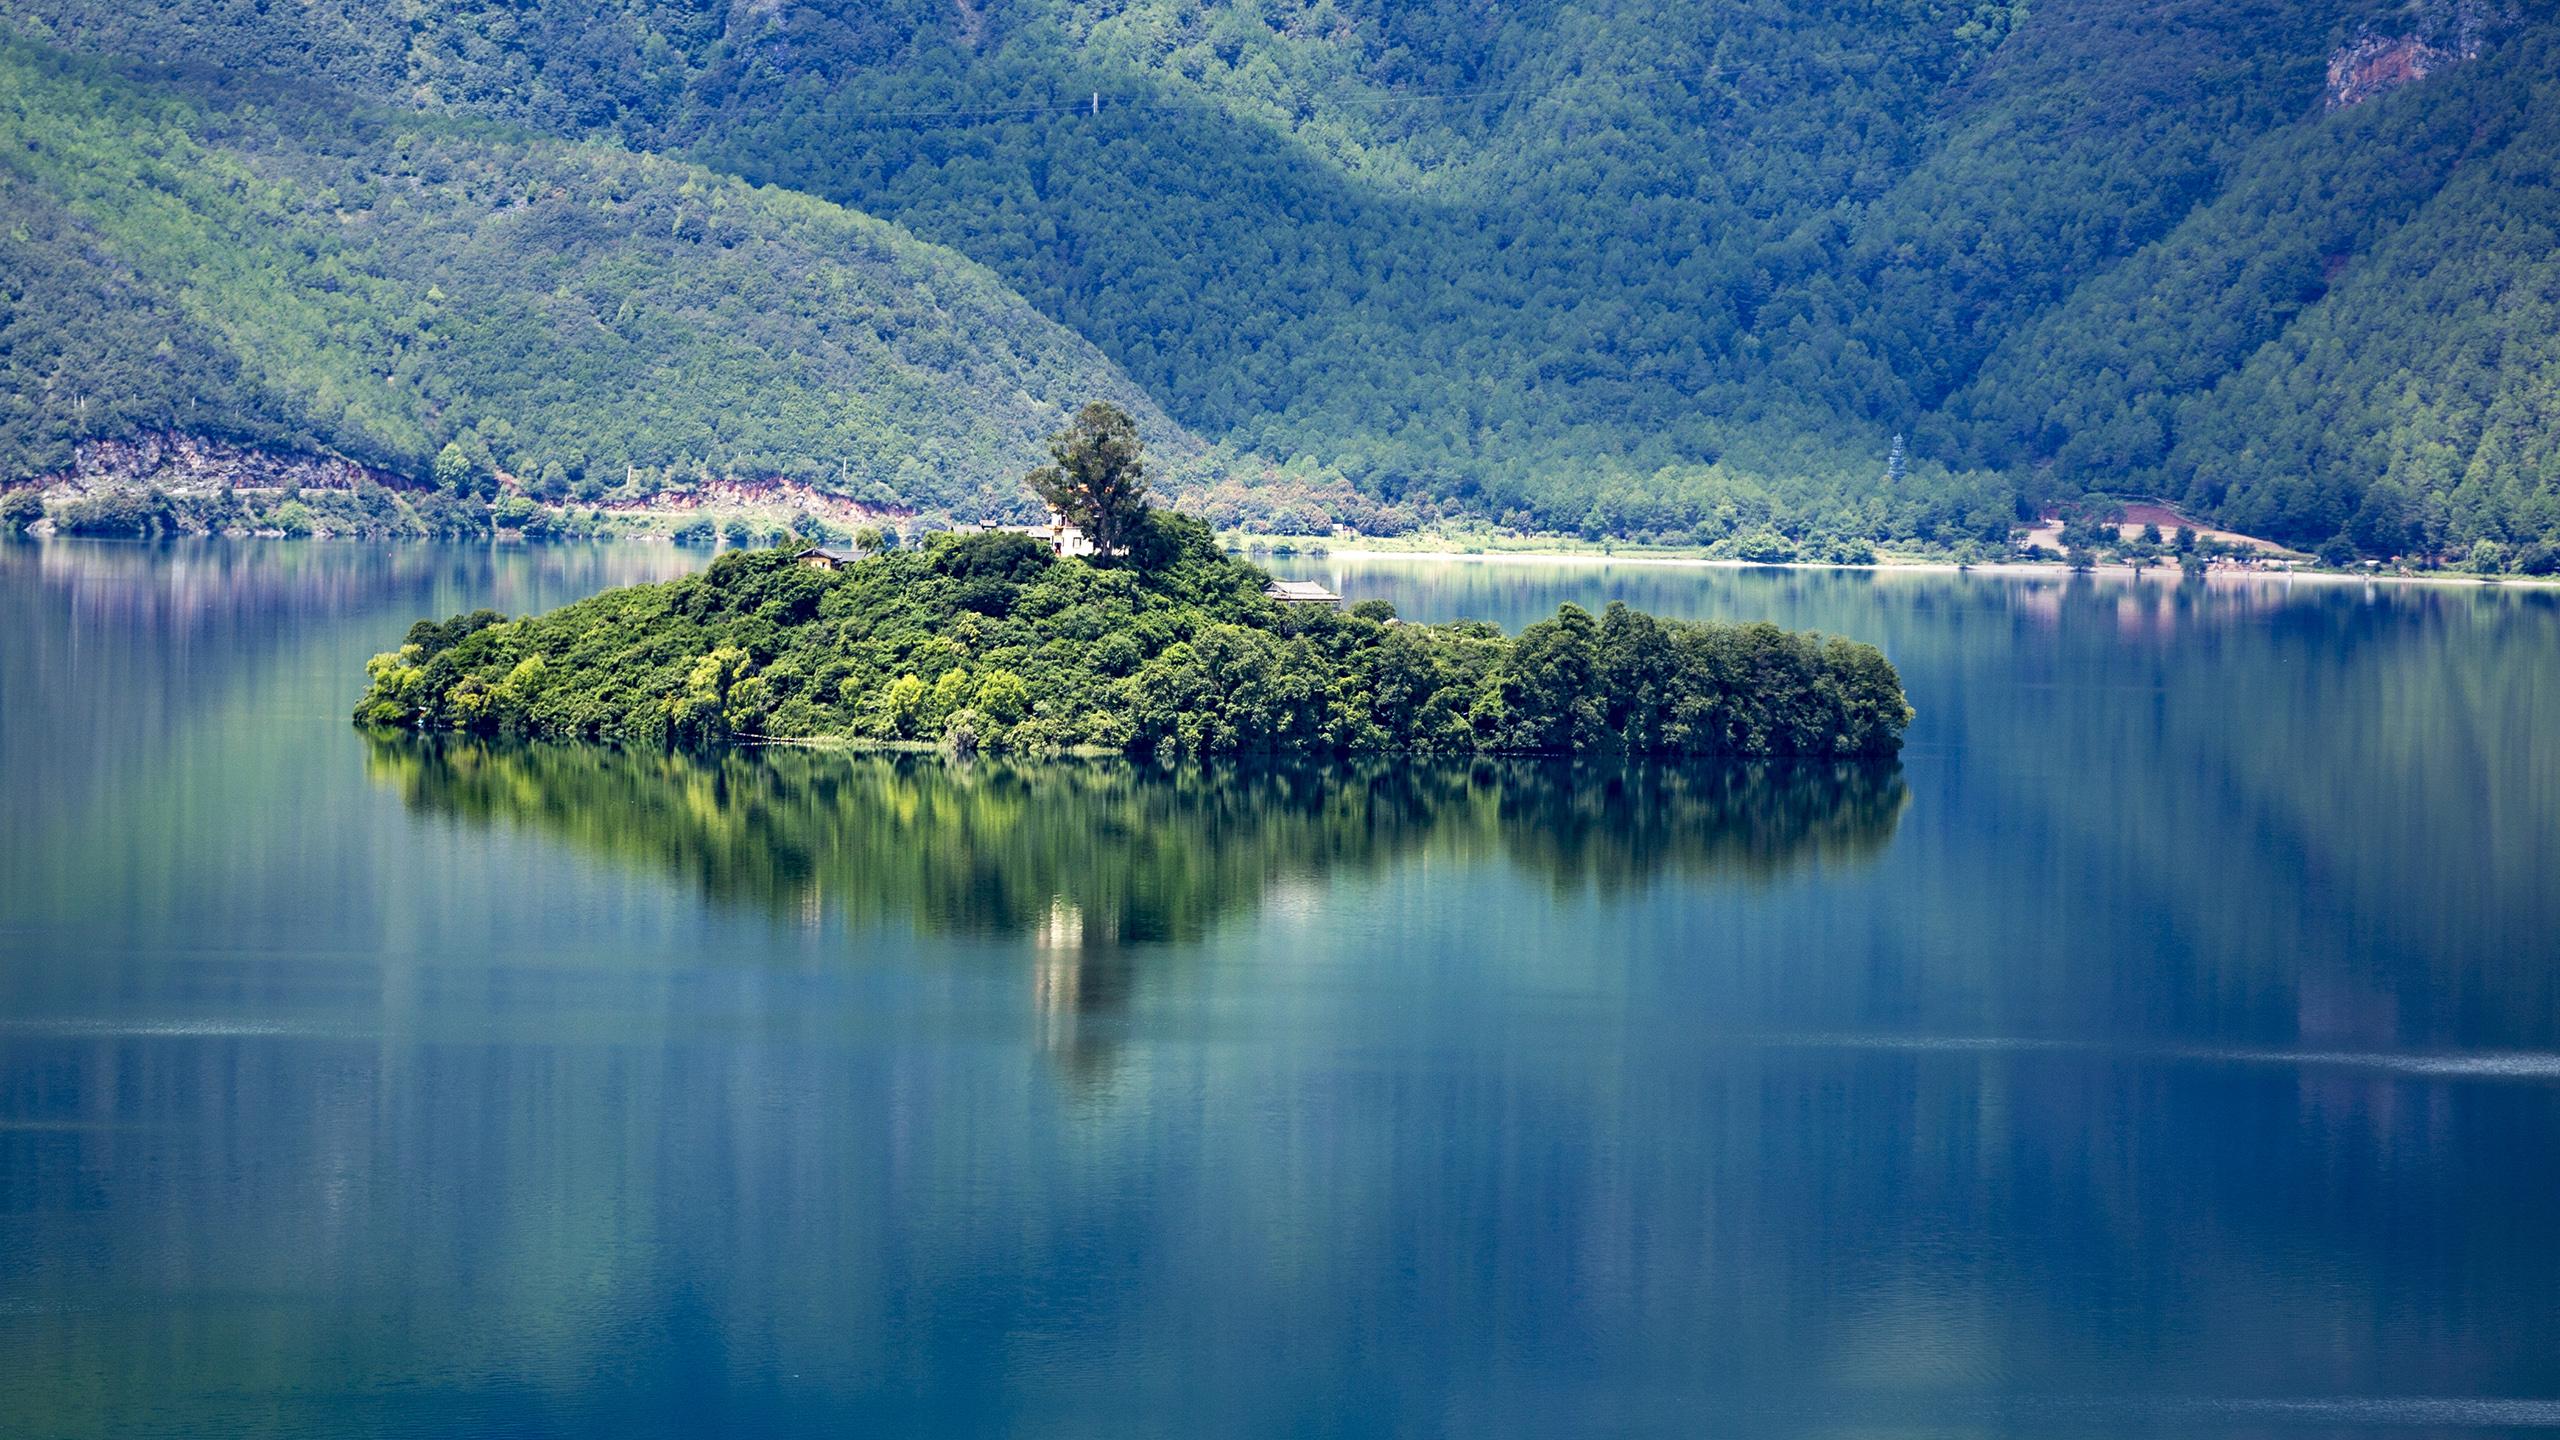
[1292,545,2560,592]
[11,526,2557,591]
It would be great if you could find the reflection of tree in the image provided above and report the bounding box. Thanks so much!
[365,738,1908,945]
[1485,762,1910,896]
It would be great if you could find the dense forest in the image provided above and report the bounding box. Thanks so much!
[0,37,1189,517]
[8,0,2560,558]
[355,515,1913,757]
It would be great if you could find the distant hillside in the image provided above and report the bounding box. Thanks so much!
[8,0,2560,558]
[1946,13,2560,553]
[0,37,1192,515]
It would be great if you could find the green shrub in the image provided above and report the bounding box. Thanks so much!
[53,486,175,537]
[974,670,1031,725]
[1722,529,1799,565]
[0,488,43,535]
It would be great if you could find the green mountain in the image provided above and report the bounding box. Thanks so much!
[7,0,2559,557]
[0,37,1191,513]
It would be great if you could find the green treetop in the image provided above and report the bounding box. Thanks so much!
[1028,402,1151,557]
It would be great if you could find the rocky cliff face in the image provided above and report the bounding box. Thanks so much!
[4,430,917,540]
[27,432,417,497]
[2326,0,2512,110]
[2327,32,2454,109]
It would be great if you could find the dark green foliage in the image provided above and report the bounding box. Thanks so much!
[2059,514,2116,553]
[402,609,507,654]
[50,484,175,536]
[355,524,1910,758]
[1723,530,1800,565]
[0,488,44,535]
[1027,402,1151,557]
[930,531,1054,586]
[432,444,485,499]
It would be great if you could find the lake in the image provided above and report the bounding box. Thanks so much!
[2,540,2556,1437]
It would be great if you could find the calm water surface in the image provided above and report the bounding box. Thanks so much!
[3,541,2557,1437]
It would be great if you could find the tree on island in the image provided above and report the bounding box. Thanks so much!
[1028,402,1150,557]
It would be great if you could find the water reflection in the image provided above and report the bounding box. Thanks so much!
[8,541,2559,1435]
[364,738,1909,942]
[364,741,1905,1085]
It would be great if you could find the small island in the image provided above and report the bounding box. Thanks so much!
[357,406,1911,758]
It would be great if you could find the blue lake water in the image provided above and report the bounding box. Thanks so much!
[2,540,2557,1437]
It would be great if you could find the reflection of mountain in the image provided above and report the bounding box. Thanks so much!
[0,539,701,859]
[366,740,1908,946]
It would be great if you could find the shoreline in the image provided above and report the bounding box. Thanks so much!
[1298,546,2560,591]
[12,528,2555,591]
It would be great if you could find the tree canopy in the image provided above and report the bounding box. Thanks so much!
[355,519,1912,759]
[1027,402,1151,556]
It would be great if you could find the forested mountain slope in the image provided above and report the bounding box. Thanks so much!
[0,37,1191,512]
[9,0,2560,555]
[1948,16,2560,553]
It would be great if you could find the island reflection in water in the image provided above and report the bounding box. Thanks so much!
[364,737,1907,941]
[366,740,1905,1083]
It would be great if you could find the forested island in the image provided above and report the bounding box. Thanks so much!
[358,408,1909,758]
[355,517,1907,757]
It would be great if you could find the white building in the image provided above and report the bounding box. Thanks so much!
[966,507,1098,558]
[1263,579,1342,607]
[1029,507,1098,558]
